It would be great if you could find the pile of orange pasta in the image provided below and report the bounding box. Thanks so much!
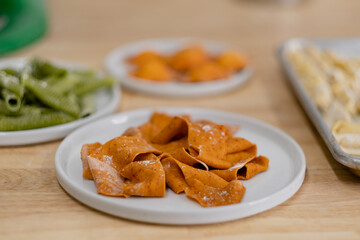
[128,46,247,82]
[81,112,269,207]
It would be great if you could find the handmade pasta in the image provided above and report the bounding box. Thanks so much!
[81,112,269,207]
[0,71,24,97]
[128,45,247,82]
[288,45,360,155]
[51,73,80,94]
[1,88,21,112]
[0,111,75,131]
[0,58,115,131]
[23,76,80,117]
[79,93,95,118]
[74,75,114,95]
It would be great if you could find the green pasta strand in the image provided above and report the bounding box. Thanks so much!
[0,111,75,131]
[0,100,43,116]
[75,76,114,96]
[16,105,43,116]
[23,90,41,105]
[79,92,95,118]
[0,99,13,115]
[51,73,81,94]
[30,58,67,79]
[0,71,24,97]
[1,88,21,112]
[2,68,20,78]
[43,75,61,85]
[23,76,80,117]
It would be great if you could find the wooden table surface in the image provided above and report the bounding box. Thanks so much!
[1,0,360,239]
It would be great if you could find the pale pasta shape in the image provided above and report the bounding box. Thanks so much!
[288,45,360,155]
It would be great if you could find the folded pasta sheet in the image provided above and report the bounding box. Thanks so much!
[81,112,269,207]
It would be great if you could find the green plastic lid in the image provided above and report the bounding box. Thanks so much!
[0,0,47,55]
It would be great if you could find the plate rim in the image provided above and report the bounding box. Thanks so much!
[0,57,121,146]
[55,107,306,224]
[104,37,253,97]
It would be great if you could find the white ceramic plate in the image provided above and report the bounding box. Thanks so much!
[105,38,253,97]
[0,58,121,146]
[55,107,306,225]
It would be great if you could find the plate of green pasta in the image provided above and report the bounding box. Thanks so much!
[0,57,120,146]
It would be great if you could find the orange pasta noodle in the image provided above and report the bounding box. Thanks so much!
[187,61,229,82]
[132,60,173,82]
[81,142,102,180]
[151,116,189,144]
[238,155,269,180]
[161,156,246,207]
[186,121,229,169]
[225,144,257,165]
[216,51,247,73]
[226,137,254,154]
[143,113,255,170]
[138,112,177,141]
[138,113,211,169]
[185,179,245,208]
[168,46,208,72]
[210,138,268,181]
[210,155,269,181]
[121,153,166,197]
[126,46,248,83]
[89,136,160,171]
[87,156,128,197]
[128,51,164,65]
[152,137,209,170]
[81,135,163,197]
[80,112,269,208]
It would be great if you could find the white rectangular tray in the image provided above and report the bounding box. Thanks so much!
[278,38,360,176]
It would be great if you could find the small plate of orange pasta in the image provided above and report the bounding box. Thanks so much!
[105,38,253,97]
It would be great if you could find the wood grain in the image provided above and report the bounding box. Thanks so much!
[0,0,360,239]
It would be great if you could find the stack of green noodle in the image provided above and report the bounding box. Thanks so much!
[0,58,114,131]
